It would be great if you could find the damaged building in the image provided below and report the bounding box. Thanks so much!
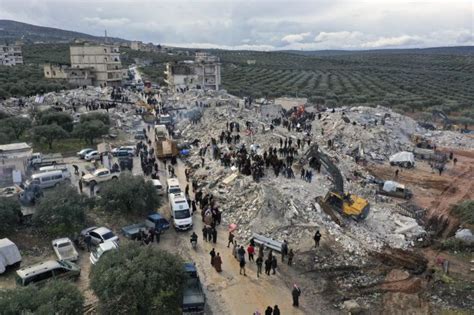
[165,52,221,91]
[44,44,125,87]
[0,43,23,66]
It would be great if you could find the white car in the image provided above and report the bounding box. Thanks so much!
[77,148,94,159]
[52,238,79,261]
[84,227,119,246]
[112,146,135,157]
[82,168,119,185]
[90,241,119,265]
[84,150,100,161]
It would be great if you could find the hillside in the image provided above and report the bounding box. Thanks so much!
[0,20,127,44]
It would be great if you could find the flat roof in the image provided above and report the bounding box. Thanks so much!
[0,142,31,152]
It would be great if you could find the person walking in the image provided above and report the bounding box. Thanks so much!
[256,256,263,278]
[72,164,79,175]
[238,246,246,262]
[148,227,155,243]
[89,181,96,196]
[314,230,321,247]
[155,227,161,243]
[202,227,208,242]
[264,258,272,275]
[227,231,235,247]
[247,244,255,262]
[210,248,216,266]
[271,255,278,275]
[288,249,294,266]
[239,257,247,276]
[213,253,222,272]
[264,306,273,315]
[273,305,280,315]
[292,284,301,307]
[281,240,288,262]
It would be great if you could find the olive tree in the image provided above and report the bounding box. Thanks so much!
[98,173,161,215]
[0,197,22,235]
[31,124,68,149]
[0,280,84,315]
[90,244,186,314]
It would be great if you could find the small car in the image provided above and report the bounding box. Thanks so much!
[90,241,119,265]
[80,226,119,246]
[52,238,79,261]
[77,148,94,159]
[84,150,100,161]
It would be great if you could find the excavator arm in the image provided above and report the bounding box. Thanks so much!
[304,144,344,194]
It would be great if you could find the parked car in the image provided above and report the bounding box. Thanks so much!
[182,262,205,314]
[29,170,70,189]
[0,238,22,274]
[134,130,146,140]
[16,260,80,286]
[52,238,79,261]
[121,213,170,239]
[28,153,64,169]
[150,179,164,195]
[77,148,94,159]
[38,165,71,179]
[90,241,119,265]
[80,226,119,246]
[84,150,100,161]
[82,168,119,185]
[112,146,135,157]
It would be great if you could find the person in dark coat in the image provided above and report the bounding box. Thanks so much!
[239,257,246,276]
[202,227,208,242]
[213,253,222,272]
[273,305,280,315]
[155,227,161,243]
[314,230,321,247]
[271,255,278,274]
[78,178,83,193]
[288,249,294,266]
[84,234,92,252]
[281,240,288,262]
[264,258,272,275]
[256,256,263,277]
[212,227,217,243]
[148,227,155,243]
[292,284,301,307]
[210,248,216,266]
[264,306,273,315]
[227,231,234,247]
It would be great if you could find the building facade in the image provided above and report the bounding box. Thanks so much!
[0,142,32,187]
[43,63,94,87]
[165,52,221,91]
[0,44,23,66]
[70,44,124,87]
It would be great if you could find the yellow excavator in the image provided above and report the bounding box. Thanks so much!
[304,144,370,225]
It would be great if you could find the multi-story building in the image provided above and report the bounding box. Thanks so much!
[70,44,124,87]
[0,44,23,66]
[165,52,221,91]
[43,63,94,87]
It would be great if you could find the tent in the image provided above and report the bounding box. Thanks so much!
[382,181,404,192]
[389,151,415,165]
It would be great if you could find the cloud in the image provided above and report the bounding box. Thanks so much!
[83,17,131,28]
[362,35,423,48]
[314,31,363,43]
[281,32,311,43]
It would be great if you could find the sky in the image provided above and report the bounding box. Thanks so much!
[0,0,472,50]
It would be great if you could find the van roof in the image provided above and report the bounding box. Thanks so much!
[166,178,180,186]
[39,165,67,172]
[32,170,63,178]
[16,260,61,278]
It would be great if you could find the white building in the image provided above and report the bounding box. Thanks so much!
[0,143,32,187]
[0,44,23,66]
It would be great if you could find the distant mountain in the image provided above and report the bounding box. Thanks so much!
[0,20,128,44]
[282,46,474,56]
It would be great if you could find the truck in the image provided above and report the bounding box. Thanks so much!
[28,153,64,169]
[154,125,179,159]
[182,263,205,314]
[82,168,119,185]
[121,213,170,239]
[376,181,413,199]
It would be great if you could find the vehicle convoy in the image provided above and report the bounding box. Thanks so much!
[28,153,64,169]
[82,168,119,185]
[121,213,170,239]
[51,238,79,261]
[0,238,22,274]
[376,181,413,199]
[16,260,80,286]
[182,262,205,314]
[154,125,178,159]
[169,192,192,231]
[304,145,370,225]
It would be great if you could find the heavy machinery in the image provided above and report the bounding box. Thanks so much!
[304,145,370,225]
[411,134,433,149]
[154,125,179,159]
[432,109,460,131]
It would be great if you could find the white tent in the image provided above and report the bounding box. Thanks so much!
[389,151,415,164]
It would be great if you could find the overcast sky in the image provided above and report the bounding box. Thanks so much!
[0,0,472,50]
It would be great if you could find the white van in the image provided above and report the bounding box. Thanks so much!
[38,165,71,179]
[169,192,192,231]
[30,170,69,189]
[166,178,182,195]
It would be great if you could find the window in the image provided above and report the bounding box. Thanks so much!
[41,176,52,182]
[53,267,68,276]
[52,175,62,180]
[89,232,100,239]
[32,270,54,283]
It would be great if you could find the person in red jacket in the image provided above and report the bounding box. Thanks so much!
[247,244,255,262]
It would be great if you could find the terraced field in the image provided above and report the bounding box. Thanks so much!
[211,48,474,113]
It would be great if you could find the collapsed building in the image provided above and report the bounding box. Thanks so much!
[165,52,221,91]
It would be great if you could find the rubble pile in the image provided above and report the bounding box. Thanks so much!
[178,94,438,259]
